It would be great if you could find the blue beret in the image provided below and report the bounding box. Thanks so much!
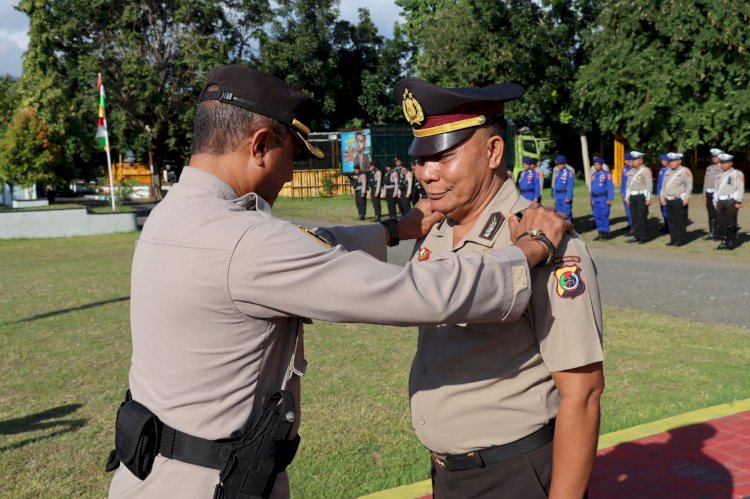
[555,154,566,164]
[623,152,633,160]
[659,154,670,161]
[592,156,604,164]
[522,156,533,165]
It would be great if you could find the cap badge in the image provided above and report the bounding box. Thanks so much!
[402,88,424,126]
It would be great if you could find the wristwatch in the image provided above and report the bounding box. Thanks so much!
[519,227,556,265]
[380,218,400,247]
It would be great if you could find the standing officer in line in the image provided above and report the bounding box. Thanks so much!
[400,160,414,214]
[393,157,406,216]
[624,151,652,244]
[660,152,693,246]
[518,156,541,202]
[381,162,399,219]
[655,153,671,233]
[410,160,425,204]
[590,156,614,240]
[552,154,575,219]
[533,158,545,202]
[107,64,570,499]
[396,77,604,499]
[368,161,382,222]
[713,153,744,250]
[621,152,633,233]
[350,164,368,220]
[704,148,724,240]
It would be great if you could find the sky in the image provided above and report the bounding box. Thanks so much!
[0,0,403,78]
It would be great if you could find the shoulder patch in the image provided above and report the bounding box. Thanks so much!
[298,225,333,248]
[554,263,585,299]
[479,211,504,240]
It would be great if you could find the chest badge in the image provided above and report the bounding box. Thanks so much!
[480,211,505,240]
[416,247,431,261]
[554,264,585,299]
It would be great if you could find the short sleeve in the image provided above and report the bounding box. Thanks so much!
[529,236,604,372]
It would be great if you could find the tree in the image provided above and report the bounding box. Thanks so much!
[0,76,18,134]
[18,0,242,180]
[575,0,750,152]
[0,108,61,192]
[396,0,598,143]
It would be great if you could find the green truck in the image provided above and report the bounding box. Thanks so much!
[504,122,548,182]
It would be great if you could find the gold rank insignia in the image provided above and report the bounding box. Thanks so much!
[402,88,424,126]
[298,225,332,248]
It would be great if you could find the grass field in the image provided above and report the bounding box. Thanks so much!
[1,208,748,497]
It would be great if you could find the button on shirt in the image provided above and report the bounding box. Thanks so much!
[408,181,604,455]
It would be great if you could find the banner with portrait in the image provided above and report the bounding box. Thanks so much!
[341,129,371,173]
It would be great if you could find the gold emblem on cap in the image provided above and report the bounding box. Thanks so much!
[402,88,424,126]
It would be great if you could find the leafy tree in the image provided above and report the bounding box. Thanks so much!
[0,76,18,133]
[0,108,61,191]
[396,0,598,143]
[575,0,750,152]
[359,24,415,124]
[18,0,244,180]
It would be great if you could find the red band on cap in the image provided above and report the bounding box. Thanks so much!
[421,113,480,128]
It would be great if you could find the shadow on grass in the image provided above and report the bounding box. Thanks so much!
[14,296,130,323]
[0,404,87,452]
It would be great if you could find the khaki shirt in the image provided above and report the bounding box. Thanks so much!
[409,181,604,454]
[626,166,653,201]
[660,166,693,201]
[703,164,722,194]
[111,167,534,498]
[714,168,745,203]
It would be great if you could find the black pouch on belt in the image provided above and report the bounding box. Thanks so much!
[214,391,299,499]
[105,390,162,480]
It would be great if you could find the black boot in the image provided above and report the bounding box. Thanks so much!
[594,231,601,241]
[600,231,608,240]
[726,227,737,250]
[704,219,715,240]
[715,227,727,250]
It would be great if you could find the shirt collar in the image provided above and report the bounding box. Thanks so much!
[437,180,530,251]
[178,166,272,214]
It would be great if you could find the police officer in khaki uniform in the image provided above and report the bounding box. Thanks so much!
[107,65,570,499]
[381,162,399,219]
[703,148,724,240]
[713,153,744,250]
[350,164,367,220]
[395,77,604,499]
[624,151,652,244]
[660,152,693,246]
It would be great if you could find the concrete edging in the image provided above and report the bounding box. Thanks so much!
[0,207,137,239]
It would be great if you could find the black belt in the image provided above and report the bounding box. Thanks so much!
[158,424,300,471]
[520,189,535,193]
[554,189,567,194]
[431,422,554,472]
[591,193,606,198]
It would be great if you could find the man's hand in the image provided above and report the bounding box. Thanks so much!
[682,199,688,207]
[625,199,630,206]
[645,200,651,206]
[736,202,742,209]
[508,204,572,267]
[397,199,444,240]
[605,200,611,206]
[660,198,666,206]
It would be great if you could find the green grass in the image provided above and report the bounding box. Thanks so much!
[273,194,371,225]
[1,231,748,497]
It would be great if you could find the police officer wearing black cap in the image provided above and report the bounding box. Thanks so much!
[396,77,604,499]
[106,64,571,499]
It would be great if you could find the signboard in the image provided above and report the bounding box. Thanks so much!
[341,129,371,173]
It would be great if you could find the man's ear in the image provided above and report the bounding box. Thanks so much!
[486,134,505,171]
[248,128,273,165]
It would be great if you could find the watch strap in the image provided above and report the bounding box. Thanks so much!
[381,219,400,247]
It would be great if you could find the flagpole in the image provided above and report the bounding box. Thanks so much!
[104,120,115,211]
[97,73,116,211]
